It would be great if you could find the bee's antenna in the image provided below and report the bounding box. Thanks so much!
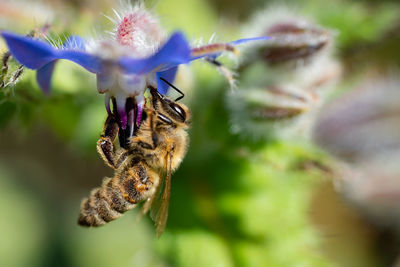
[159,77,184,101]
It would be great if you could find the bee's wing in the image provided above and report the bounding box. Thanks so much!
[139,174,161,219]
[149,153,172,237]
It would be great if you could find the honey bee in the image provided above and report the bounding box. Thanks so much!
[78,82,190,236]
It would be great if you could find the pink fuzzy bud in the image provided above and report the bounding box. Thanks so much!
[116,9,165,56]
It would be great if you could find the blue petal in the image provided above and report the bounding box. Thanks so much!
[63,35,86,51]
[58,50,103,73]
[190,36,271,60]
[1,31,57,69]
[119,31,191,74]
[156,66,178,95]
[1,31,103,73]
[229,36,270,46]
[36,61,57,94]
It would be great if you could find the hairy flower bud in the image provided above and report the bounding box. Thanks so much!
[241,7,334,68]
[227,7,340,140]
[314,74,400,227]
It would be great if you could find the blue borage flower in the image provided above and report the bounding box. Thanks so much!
[2,31,268,124]
[1,5,269,136]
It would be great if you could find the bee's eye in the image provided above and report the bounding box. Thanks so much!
[157,113,173,124]
[170,103,186,121]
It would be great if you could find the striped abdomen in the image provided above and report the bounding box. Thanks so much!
[78,161,158,226]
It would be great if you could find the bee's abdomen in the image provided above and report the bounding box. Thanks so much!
[77,162,156,227]
[77,177,136,227]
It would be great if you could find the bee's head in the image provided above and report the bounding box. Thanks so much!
[149,87,191,127]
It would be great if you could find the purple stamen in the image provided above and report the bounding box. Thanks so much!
[117,106,127,130]
[136,102,144,126]
[104,94,111,116]
[125,97,135,139]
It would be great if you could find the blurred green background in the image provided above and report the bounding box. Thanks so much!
[1,0,400,266]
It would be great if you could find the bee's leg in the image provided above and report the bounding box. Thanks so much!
[149,107,159,149]
[131,108,159,150]
[121,162,159,204]
[97,114,129,169]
